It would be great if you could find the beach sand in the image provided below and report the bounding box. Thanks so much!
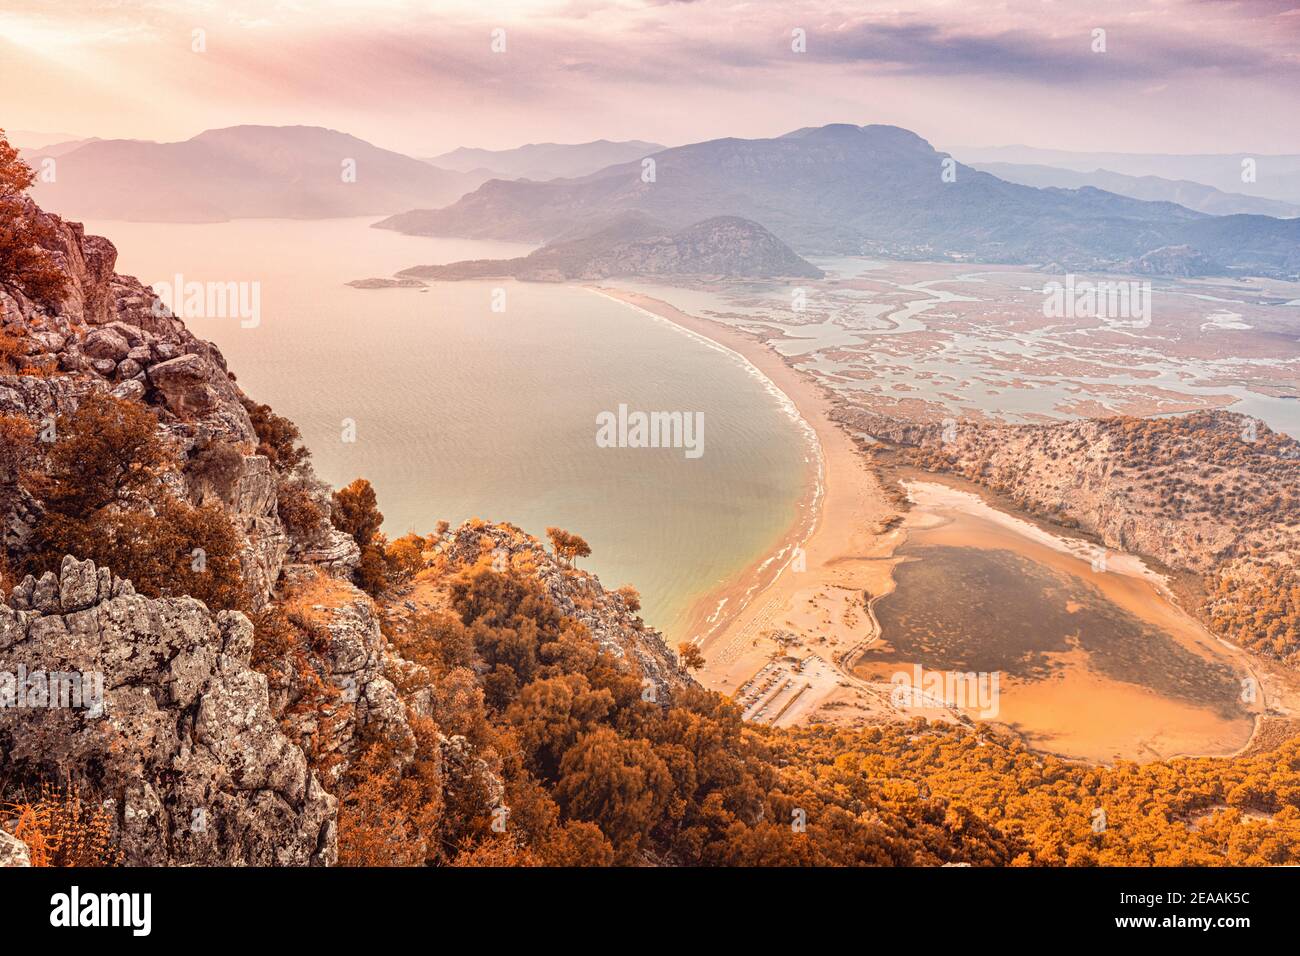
[594,284,1279,763]
[594,286,902,727]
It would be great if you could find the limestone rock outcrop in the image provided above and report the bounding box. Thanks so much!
[441,522,692,700]
[1,557,336,865]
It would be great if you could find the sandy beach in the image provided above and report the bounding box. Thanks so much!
[596,283,1278,763]
[594,285,904,727]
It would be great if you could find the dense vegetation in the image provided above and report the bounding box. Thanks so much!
[0,128,64,306]
[334,552,1018,866]
[11,393,246,610]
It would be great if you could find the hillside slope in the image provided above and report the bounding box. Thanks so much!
[394,214,824,281]
[837,408,1300,663]
[426,140,664,181]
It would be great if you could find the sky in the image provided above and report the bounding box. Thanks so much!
[1,0,1298,156]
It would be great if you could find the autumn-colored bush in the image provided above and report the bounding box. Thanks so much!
[241,396,310,473]
[29,391,173,515]
[677,641,705,671]
[337,717,446,866]
[0,328,28,371]
[0,412,34,520]
[332,478,383,547]
[32,498,247,610]
[276,477,326,541]
[613,584,641,613]
[0,130,66,304]
[546,526,591,567]
[384,532,428,584]
[2,783,119,866]
[185,437,244,497]
[23,391,245,610]
[332,478,388,596]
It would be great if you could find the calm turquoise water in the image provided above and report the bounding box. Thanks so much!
[90,218,810,639]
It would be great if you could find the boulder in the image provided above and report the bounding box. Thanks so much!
[148,353,217,416]
[82,326,131,362]
[57,555,99,611]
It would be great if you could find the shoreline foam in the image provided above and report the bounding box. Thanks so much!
[589,285,829,649]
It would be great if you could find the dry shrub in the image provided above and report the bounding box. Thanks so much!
[3,782,120,867]
[337,717,445,867]
[276,477,326,541]
[0,328,27,372]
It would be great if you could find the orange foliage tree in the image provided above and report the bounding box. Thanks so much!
[0,129,65,304]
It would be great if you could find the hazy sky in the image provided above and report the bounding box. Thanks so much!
[2,0,1298,155]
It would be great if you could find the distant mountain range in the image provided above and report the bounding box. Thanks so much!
[15,122,1300,277]
[425,139,664,182]
[8,129,83,150]
[953,144,1300,205]
[376,124,1300,278]
[25,126,492,222]
[972,162,1300,219]
[391,213,823,282]
[19,137,104,159]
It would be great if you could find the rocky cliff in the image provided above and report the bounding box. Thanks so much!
[1,556,336,865]
[0,199,356,605]
[0,198,692,866]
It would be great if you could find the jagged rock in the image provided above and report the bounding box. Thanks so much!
[0,557,336,865]
[116,358,143,380]
[57,555,99,611]
[1,202,353,619]
[274,569,413,785]
[110,378,147,402]
[0,829,30,867]
[32,571,59,613]
[294,528,362,572]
